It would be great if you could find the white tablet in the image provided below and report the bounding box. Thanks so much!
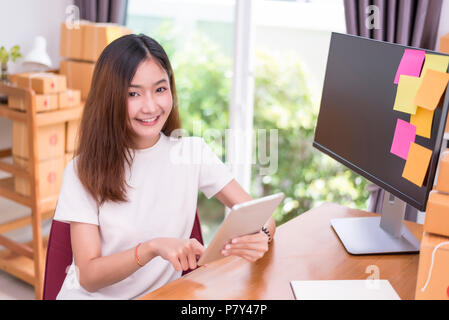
[197,192,285,266]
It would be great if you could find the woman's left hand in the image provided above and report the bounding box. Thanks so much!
[221,231,269,263]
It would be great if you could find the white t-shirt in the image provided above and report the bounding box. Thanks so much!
[53,132,234,300]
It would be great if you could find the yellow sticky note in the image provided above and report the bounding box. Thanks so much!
[402,143,433,187]
[413,69,449,111]
[393,75,422,114]
[421,54,449,77]
[410,107,434,139]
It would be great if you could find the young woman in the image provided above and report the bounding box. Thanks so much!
[54,34,276,300]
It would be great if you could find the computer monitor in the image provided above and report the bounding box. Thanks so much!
[313,33,449,255]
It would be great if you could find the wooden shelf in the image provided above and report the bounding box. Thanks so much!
[0,81,82,299]
[0,177,58,212]
[0,237,49,286]
[0,103,84,126]
[0,104,27,122]
[0,177,32,207]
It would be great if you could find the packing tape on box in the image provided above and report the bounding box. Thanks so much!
[65,23,72,57]
[68,90,74,107]
[65,62,73,89]
[420,241,449,293]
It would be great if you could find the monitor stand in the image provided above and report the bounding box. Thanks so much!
[330,192,421,255]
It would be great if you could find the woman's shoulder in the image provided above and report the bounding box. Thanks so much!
[164,133,204,147]
[62,155,82,183]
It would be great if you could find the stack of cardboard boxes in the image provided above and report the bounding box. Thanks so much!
[10,22,131,199]
[8,73,81,112]
[59,21,131,100]
[9,72,82,199]
[59,21,131,170]
[414,34,449,301]
[415,152,449,300]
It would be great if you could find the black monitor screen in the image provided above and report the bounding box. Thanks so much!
[313,33,449,211]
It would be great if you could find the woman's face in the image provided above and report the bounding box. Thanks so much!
[127,57,173,149]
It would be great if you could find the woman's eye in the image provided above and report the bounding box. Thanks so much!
[156,87,167,93]
[128,91,139,97]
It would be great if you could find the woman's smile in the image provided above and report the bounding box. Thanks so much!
[135,115,160,126]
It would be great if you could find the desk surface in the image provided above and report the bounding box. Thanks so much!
[141,203,423,300]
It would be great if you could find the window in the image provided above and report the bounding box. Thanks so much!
[126,0,370,241]
[127,0,235,244]
[251,0,370,224]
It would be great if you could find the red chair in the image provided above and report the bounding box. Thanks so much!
[42,210,203,300]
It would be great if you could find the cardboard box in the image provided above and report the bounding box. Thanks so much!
[436,151,449,194]
[14,156,65,198]
[59,89,81,109]
[16,72,67,94]
[60,60,95,100]
[415,232,449,300]
[60,21,90,60]
[65,120,80,153]
[8,93,58,112]
[440,33,449,55]
[12,121,65,160]
[9,72,32,85]
[82,23,131,62]
[424,191,449,237]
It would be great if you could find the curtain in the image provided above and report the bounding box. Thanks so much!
[344,0,443,220]
[74,0,128,25]
[344,0,443,50]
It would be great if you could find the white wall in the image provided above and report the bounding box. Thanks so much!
[0,0,73,150]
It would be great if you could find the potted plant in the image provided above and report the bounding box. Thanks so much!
[0,45,22,104]
[0,45,22,83]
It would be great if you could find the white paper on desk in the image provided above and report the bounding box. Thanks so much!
[290,280,401,300]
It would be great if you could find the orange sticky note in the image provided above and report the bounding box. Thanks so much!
[410,107,434,139]
[413,70,449,111]
[402,143,433,187]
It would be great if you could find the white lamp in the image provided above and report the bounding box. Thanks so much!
[22,36,52,72]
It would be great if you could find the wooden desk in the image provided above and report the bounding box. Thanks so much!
[141,203,422,300]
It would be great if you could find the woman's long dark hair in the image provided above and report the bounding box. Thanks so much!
[75,34,181,206]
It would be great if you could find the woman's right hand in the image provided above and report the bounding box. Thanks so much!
[148,238,205,272]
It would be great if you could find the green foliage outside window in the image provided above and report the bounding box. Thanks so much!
[147,22,370,241]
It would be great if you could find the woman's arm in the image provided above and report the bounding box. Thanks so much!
[71,222,204,293]
[214,179,276,261]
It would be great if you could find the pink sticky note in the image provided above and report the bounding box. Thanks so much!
[394,49,426,84]
[390,119,417,160]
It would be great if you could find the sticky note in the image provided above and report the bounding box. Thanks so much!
[413,69,449,111]
[394,49,426,84]
[390,119,417,160]
[410,107,434,139]
[393,75,422,114]
[421,54,449,77]
[402,143,432,187]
